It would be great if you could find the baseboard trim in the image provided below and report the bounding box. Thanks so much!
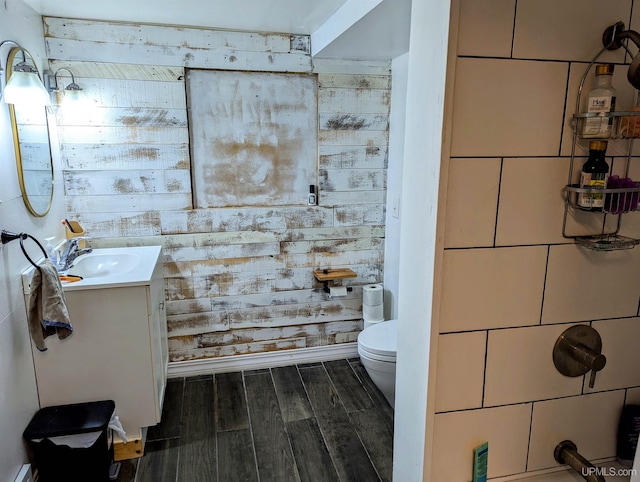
[167,343,359,378]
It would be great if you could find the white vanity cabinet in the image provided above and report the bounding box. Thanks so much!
[28,246,168,444]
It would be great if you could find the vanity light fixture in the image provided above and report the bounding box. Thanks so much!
[0,40,51,106]
[46,67,84,103]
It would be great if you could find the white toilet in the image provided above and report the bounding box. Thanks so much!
[357,319,397,408]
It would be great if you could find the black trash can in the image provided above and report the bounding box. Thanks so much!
[23,400,115,482]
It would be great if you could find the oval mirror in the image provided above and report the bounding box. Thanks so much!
[7,47,54,217]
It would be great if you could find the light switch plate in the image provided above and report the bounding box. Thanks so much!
[391,196,400,219]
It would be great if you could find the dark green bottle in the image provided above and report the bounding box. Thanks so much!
[578,140,609,210]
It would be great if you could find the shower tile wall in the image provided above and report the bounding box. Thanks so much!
[436,0,640,479]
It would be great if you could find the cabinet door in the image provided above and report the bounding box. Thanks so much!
[148,263,168,423]
[34,286,155,436]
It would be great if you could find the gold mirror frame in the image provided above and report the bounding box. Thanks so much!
[7,47,54,217]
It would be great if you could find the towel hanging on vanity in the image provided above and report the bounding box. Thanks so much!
[27,259,73,351]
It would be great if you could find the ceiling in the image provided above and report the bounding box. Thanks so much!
[21,0,351,35]
[313,0,410,59]
[21,0,410,60]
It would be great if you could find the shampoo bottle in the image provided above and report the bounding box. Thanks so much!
[582,64,617,138]
[578,140,609,210]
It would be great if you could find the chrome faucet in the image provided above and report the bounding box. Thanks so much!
[58,236,92,271]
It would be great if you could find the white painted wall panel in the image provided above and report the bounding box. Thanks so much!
[44,17,293,53]
[47,38,312,72]
[48,18,390,363]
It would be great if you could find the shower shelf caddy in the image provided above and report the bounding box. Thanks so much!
[563,25,640,251]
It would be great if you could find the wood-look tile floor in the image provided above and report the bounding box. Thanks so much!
[118,358,394,482]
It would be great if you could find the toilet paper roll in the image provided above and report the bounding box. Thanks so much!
[363,284,383,307]
[363,303,384,322]
[363,318,384,329]
[329,286,347,297]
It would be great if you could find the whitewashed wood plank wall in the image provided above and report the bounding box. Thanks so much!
[45,18,391,362]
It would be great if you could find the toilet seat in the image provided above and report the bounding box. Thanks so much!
[357,319,397,361]
[358,346,396,363]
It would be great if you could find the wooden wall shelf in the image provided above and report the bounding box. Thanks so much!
[313,268,357,282]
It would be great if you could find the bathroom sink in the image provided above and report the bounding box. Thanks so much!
[68,252,141,279]
[53,246,162,291]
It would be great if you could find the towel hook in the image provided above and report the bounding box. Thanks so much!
[1,230,48,271]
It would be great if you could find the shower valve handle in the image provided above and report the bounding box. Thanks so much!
[553,325,607,389]
[570,344,607,388]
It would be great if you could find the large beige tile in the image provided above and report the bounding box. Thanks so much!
[484,324,584,407]
[440,246,548,332]
[583,317,640,392]
[451,58,568,157]
[626,387,640,404]
[542,244,640,324]
[620,212,640,240]
[457,0,515,57]
[513,0,630,62]
[528,391,625,471]
[444,158,501,248]
[435,332,487,412]
[496,157,605,246]
[432,404,532,480]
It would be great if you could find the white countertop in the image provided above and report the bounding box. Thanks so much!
[22,245,162,294]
